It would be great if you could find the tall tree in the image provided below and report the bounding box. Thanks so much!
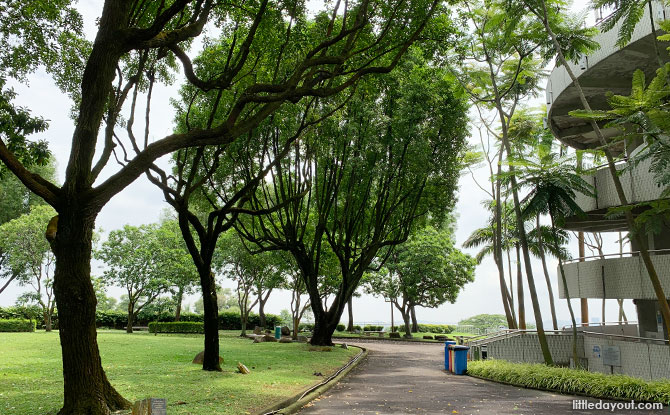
[0,205,57,330]
[463,200,519,327]
[0,1,439,411]
[95,224,171,333]
[154,219,199,321]
[519,145,594,367]
[522,0,670,343]
[366,225,476,337]
[237,50,469,345]
[455,0,597,364]
[217,231,283,336]
[0,160,57,295]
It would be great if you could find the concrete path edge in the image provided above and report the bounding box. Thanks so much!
[254,344,369,415]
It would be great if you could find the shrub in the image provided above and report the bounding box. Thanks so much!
[336,324,345,332]
[148,322,204,334]
[299,323,314,331]
[468,360,670,404]
[415,324,454,334]
[0,319,36,332]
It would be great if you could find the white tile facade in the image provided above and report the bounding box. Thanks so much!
[559,255,670,300]
[484,333,670,381]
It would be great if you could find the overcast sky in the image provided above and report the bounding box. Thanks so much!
[0,0,636,326]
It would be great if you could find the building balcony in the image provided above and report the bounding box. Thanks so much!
[546,1,670,153]
[563,157,667,232]
[558,250,670,300]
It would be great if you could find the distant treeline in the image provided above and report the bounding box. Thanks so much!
[0,306,282,330]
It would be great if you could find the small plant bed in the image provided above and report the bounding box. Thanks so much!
[468,359,670,404]
[0,331,358,414]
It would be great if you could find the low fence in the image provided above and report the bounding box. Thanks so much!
[468,329,670,381]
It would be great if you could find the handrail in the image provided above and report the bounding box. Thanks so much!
[582,330,669,345]
[466,329,569,347]
[468,328,669,347]
[562,249,670,265]
[561,321,638,330]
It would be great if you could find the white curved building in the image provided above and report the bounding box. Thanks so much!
[546,3,670,342]
[469,4,670,379]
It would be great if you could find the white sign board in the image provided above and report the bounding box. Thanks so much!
[602,345,621,367]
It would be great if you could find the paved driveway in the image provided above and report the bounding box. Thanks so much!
[297,340,666,414]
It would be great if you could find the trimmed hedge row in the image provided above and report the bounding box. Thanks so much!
[468,359,670,404]
[149,322,204,334]
[397,324,453,334]
[363,325,384,331]
[0,319,36,332]
[0,307,281,330]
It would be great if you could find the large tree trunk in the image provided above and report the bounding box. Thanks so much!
[410,304,419,333]
[44,309,52,332]
[347,298,354,331]
[199,269,221,371]
[240,315,248,336]
[293,316,300,340]
[175,286,183,321]
[126,303,134,333]
[401,310,412,339]
[258,297,267,328]
[51,212,130,414]
[515,244,526,330]
[310,314,339,346]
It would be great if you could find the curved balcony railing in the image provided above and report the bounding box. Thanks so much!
[571,157,667,216]
[546,1,670,150]
[558,250,670,300]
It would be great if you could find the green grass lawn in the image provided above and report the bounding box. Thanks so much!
[0,330,357,415]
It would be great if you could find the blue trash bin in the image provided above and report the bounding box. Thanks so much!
[275,326,282,339]
[451,345,470,375]
[444,341,456,371]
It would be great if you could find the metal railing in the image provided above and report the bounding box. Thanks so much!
[582,330,669,345]
[466,329,570,348]
[466,327,668,348]
[562,249,670,265]
[560,321,638,330]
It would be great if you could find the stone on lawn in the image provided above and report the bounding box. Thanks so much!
[279,337,293,343]
[281,326,290,336]
[423,335,434,340]
[237,362,250,374]
[341,343,348,349]
[297,335,309,343]
[389,332,401,338]
[192,350,223,364]
[435,335,447,341]
[263,334,278,342]
[253,326,263,335]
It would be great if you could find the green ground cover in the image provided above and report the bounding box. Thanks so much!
[468,359,670,404]
[0,330,357,415]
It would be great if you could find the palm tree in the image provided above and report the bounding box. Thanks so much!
[518,150,594,368]
[464,200,519,328]
[523,0,670,344]
[528,221,570,330]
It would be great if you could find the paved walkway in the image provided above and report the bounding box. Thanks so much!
[297,340,666,414]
